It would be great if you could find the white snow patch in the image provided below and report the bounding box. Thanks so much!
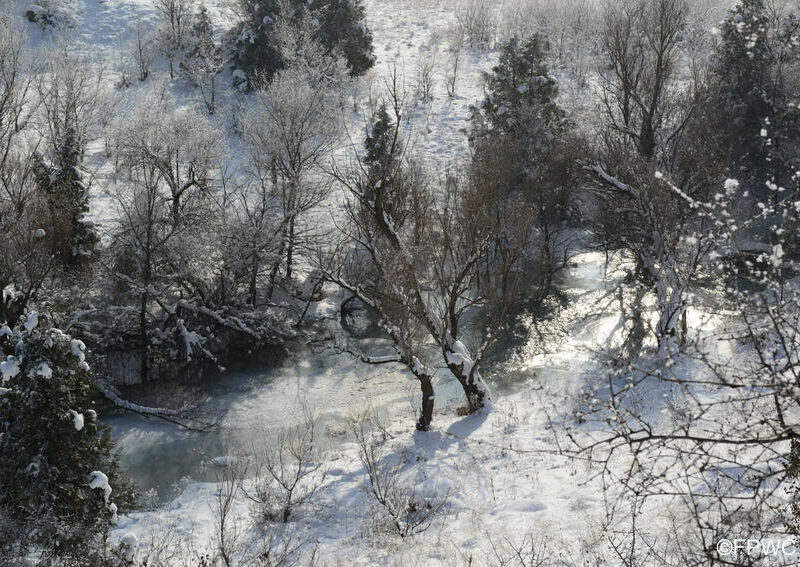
[70,410,85,431]
[89,470,113,504]
[35,361,53,379]
[0,356,20,382]
[24,312,38,331]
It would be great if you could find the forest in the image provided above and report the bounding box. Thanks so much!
[2,0,800,565]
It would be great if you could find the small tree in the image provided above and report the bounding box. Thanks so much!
[0,315,133,564]
[154,0,194,79]
[182,5,223,114]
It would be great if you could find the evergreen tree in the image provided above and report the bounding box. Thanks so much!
[360,103,418,231]
[468,35,575,285]
[231,0,373,84]
[708,0,800,195]
[364,104,397,178]
[313,0,374,76]
[0,314,133,564]
[32,124,99,268]
[471,35,564,142]
[469,35,571,209]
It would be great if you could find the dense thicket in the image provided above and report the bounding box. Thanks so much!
[231,0,374,84]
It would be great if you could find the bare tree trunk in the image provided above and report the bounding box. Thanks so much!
[139,289,149,383]
[285,216,295,283]
[267,231,286,300]
[249,248,259,306]
[210,74,216,115]
[416,372,434,431]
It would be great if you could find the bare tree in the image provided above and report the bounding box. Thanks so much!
[244,60,342,293]
[445,26,464,98]
[244,409,327,524]
[114,87,220,227]
[131,19,155,82]
[566,173,800,564]
[352,411,450,538]
[599,0,688,160]
[323,72,535,429]
[213,453,245,567]
[110,160,181,383]
[414,48,437,102]
[0,12,50,323]
[228,175,285,307]
[154,0,194,79]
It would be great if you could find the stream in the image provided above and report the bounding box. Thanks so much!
[104,252,614,502]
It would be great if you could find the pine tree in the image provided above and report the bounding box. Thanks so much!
[364,104,397,177]
[469,35,570,202]
[360,104,415,230]
[0,314,134,564]
[468,35,574,282]
[471,35,564,142]
[313,0,374,77]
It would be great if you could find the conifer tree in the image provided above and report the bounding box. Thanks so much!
[32,124,99,268]
[708,0,800,195]
[0,314,133,564]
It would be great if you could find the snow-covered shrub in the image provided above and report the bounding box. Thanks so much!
[245,411,326,524]
[353,414,451,538]
[453,0,496,47]
[24,0,75,29]
[0,315,134,564]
